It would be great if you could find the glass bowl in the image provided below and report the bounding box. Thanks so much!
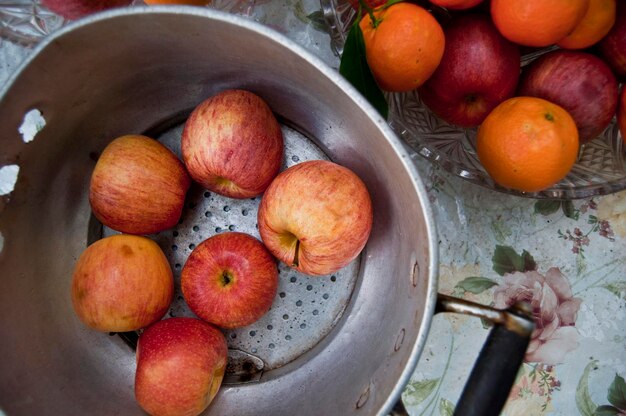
[320,0,626,199]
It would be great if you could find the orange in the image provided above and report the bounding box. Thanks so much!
[144,0,211,4]
[476,97,579,192]
[491,0,590,47]
[359,3,445,92]
[558,0,616,49]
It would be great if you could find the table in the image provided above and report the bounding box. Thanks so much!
[1,2,625,415]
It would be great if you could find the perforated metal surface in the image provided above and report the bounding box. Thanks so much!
[103,121,360,379]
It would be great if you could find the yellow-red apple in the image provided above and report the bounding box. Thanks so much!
[71,234,174,332]
[181,232,278,329]
[257,160,373,276]
[181,89,284,199]
[135,317,228,416]
[89,135,191,235]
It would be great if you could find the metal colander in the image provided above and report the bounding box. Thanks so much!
[102,122,361,379]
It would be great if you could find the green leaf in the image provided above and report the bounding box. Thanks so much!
[521,250,537,272]
[577,360,599,416]
[562,201,579,219]
[602,282,626,300]
[454,276,498,294]
[594,405,620,416]
[608,374,626,410]
[534,200,561,216]
[402,378,439,406]
[439,398,455,416]
[493,245,523,275]
[491,219,512,243]
[306,11,328,32]
[339,23,389,119]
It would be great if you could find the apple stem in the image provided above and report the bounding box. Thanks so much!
[292,240,301,268]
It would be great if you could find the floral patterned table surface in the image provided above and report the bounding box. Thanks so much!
[1,2,625,416]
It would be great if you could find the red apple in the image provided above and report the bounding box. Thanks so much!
[42,0,132,20]
[135,317,228,416]
[71,234,174,332]
[418,14,520,128]
[518,50,618,143]
[258,160,373,276]
[618,86,626,143]
[182,89,284,199]
[89,134,191,235]
[429,0,484,10]
[598,0,626,80]
[347,0,386,10]
[181,232,278,329]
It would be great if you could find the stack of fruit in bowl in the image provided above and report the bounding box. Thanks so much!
[338,0,626,196]
[70,89,373,416]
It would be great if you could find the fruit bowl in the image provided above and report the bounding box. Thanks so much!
[320,0,626,200]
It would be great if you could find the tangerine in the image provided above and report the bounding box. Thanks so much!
[491,0,590,47]
[359,3,445,92]
[476,97,579,192]
[558,0,616,49]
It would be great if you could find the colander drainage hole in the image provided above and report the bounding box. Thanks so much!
[279,292,286,298]
[189,244,195,250]
[306,285,313,291]
[292,155,300,162]
[285,335,292,340]
[267,325,273,330]
[223,206,230,212]
[205,211,212,218]
[229,225,235,231]
[173,231,179,237]
[249,331,256,337]
[300,323,306,329]
[172,245,178,251]
[323,293,329,300]
[282,314,289,320]
[296,300,302,307]
[313,310,319,315]
[290,276,297,283]
[192,225,199,232]
[269,343,275,349]
[242,209,249,216]
[331,275,336,282]
[203,191,210,198]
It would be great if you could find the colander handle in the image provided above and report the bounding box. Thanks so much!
[438,295,534,416]
[390,295,534,416]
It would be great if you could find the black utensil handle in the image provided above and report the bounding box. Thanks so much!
[436,295,534,416]
[454,315,531,416]
[388,295,534,416]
